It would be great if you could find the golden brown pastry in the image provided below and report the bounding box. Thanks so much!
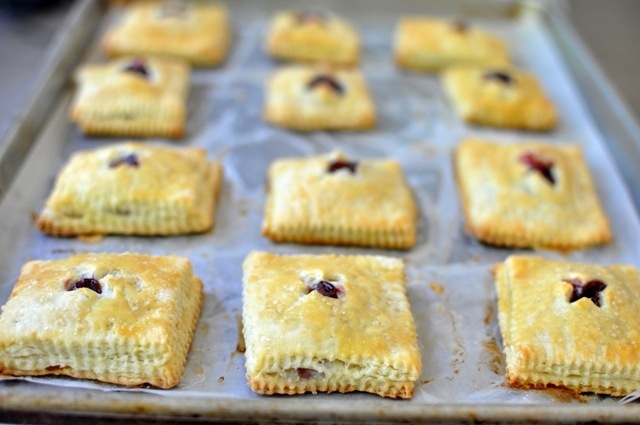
[70,56,190,138]
[102,1,231,67]
[442,66,558,131]
[263,65,375,131]
[454,138,611,251]
[394,17,509,72]
[37,142,223,236]
[242,251,421,398]
[0,252,203,389]
[263,151,417,249]
[266,9,359,66]
[495,255,640,396]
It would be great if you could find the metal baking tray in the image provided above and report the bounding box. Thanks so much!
[2,0,640,423]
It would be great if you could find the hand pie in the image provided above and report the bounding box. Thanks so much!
[454,138,611,251]
[102,1,231,67]
[394,17,510,72]
[0,252,203,389]
[242,251,421,398]
[263,151,417,249]
[263,66,375,131]
[70,57,189,138]
[442,66,558,131]
[494,255,640,396]
[37,142,223,236]
[266,9,359,66]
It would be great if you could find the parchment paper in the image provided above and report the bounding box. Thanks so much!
[0,4,639,408]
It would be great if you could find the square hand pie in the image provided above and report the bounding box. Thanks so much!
[394,17,510,73]
[494,255,640,395]
[102,1,231,67]
[70,57,189,139]
[263,151,417,249]
[0,252,203,389]
[242,251,421,398]
[263,66,375,131]
[266,9,359,66]
[37,142,223,237]
[454,138,611,251]
[442,66,558,131]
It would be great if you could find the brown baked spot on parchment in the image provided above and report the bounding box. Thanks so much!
[77,234,105,244]
[481,338,503,375]
[484,302,494,325]
[429,282,445,295]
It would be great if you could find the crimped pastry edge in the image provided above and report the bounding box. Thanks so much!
[248,376,414,399]
[262,222,416,250]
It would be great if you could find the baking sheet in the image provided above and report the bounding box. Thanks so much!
[1,0,640,420]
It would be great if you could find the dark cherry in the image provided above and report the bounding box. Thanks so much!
[296,368,317,379]
[123,58,149,78]
[294,11,325,24]
[67,278,102,294]
[327,160,357,174]
[483,71,513,85]
[563,278,607,307]
[109,153,140,168]
[451,20,468,33]
[316,281,338,298]
[308,280,343,299]
[307,74,344,95]
[519,152,555,185]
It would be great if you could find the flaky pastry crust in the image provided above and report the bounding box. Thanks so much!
[242,251,421,398]
[37,142,222,236]
[102,1,231,67]
[495,255,640,396]
[266,9,359,66]
[70,57,190,138]
[394,17,510,72]
[262,151,417,249]
[0,252,203,389]
[454,138,611,251]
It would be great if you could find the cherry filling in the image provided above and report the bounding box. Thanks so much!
[519,152,555,185]
[307,74,344,95]
[308,280,343,299]
[327,160,357,174]
[66,278,102,294]
[109,153,140,168]
[563,278,607,307]
[296,368,317,379]
[123,58,149,79]
[483,71,513,85]
[294,11,325,24]
[451,20,468,33]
